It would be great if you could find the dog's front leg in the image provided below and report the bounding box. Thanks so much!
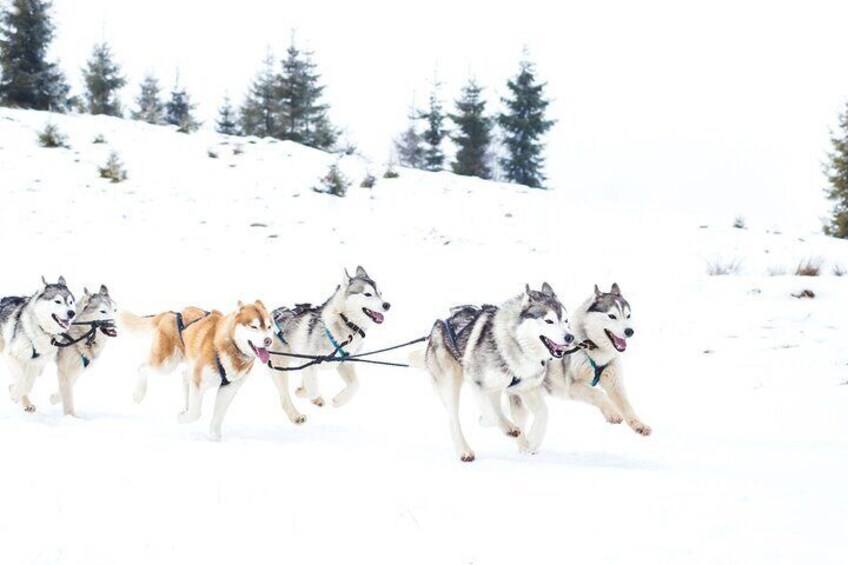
[568,381,623,424]
[16,362,40,413]
[516,387,548,454]
[480,389,521,438]
[332,362,359,408]
[209,378,245,441]
[268,368,306,424]
[56,367,76,417]
[296,367,324,407]
[600,368,651,436]
[178,368,205,424]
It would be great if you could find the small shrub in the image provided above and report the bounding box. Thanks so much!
[733,216,746,229]
[208,149,219,159]
[313,163,350,197]
[833,264,846,277]
[92,134,106,144]
[37,123,68,148]
[99,151,128,183]
[767,266,787,277]
[233,144,244,156]
[791,289,815,299]
[795,258,822,276]
[706,258,742,276]
[360,172,376,189]
[383,164,399,179]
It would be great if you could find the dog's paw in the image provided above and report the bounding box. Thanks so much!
[132,388,146,404]
[603,409,623,424]
[177,411,194,424]
[311,396,325,407]
[291,413,307,425]
[517,437,537,455]
[630,420,652,436]
[504,427,521,438]
[209,430,222,442]
[50,393,61,405]
[23,401,36,413]
[460,451,476,462]
[295,386,307,399]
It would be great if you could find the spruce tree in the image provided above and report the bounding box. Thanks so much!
[498,58,554,188]
[0,0,69,110]
[131,74,165,124]
[394,117,424,169]
[824,102,848,238]
[277,41,337,149]
[165,82,199,133]
[240,52,279,138]
[449,79,492,179]
[82,42,125,116]
[419,85,446,172]
[216,95,239,135]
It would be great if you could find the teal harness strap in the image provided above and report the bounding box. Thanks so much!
[81,353,90,369]
[322,322,350,358]
[585,353,607,387]
[273,318,288,345]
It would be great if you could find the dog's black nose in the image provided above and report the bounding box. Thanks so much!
[564,333,575,344]
[382,302,391,311]
[263,337,273,347]
[624,328,634,337]
[67,310,76,319]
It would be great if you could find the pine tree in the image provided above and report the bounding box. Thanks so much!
[498,58,555,188]
[449,79,492,179]
[277,41,337,149]
[240,52,279,138]
[131,74,165,124]
[82,42,125,116]
[419,85,446,172]
[824,102,848,238]
[394,119,424,169]
[216,95,239,135]
[165,82,199,133]
[0,0,69,110]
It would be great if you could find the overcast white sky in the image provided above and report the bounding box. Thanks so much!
[45,0,848,231]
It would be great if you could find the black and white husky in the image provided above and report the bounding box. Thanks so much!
[509,283,651,450]
[49,285,118,416]
[0,276,77,412]
[417,283,575,462]
[265,266,391,424]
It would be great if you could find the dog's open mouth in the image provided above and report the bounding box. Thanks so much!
[52,314,70,330]
[363,307,384,324]
[249,340,271,364]
[102,326,118,337]
[539,335,568,359]
[605,329,628,352]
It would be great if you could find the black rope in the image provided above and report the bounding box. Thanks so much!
[51,320,116,348]
[266,336,352,372]
[265,335,427,372]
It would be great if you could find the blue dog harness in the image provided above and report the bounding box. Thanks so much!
[585,353,608,387]
[322,321,350,358]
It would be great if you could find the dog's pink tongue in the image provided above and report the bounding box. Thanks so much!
[256,348,270,364]
[373,312,384,323]
[612,334,627,350]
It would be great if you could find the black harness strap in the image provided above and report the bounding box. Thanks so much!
[339,313,366,339]
[175,311,210,345]
[214,351,231,386]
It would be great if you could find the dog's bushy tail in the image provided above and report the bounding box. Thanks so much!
[408,346,427,369]
[117,310,156,335]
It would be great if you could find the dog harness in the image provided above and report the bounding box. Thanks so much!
[322,321,350,358]
[585,353,607,387]
[81,353,90,369]
[175,311,209,345]
[339,313,366,339]
[214,351,231,387]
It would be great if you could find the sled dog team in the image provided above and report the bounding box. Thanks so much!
[0,267,651,461]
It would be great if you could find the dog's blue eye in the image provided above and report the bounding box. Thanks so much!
[609,314,617,320]
[545,319,554,324]
[100,310,107,314]
[364,293,372,297]
[54,300,61,304]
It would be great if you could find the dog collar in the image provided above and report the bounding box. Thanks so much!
[339,313,365,339]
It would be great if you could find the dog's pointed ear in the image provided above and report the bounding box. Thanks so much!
[237,300,244,309]
[594,284,602,297]
[343,268,352,284]
[83,287,91,298]
[99,284,109,296]
[541,282,556,297]
[254,299,266,310]
[355,265,368,278]
[41,275,48,287]
[611,282,621,296]
[58,275,66,286]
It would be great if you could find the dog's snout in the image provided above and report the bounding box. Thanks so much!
[624,328,634,337]
[67,310,76,319]
[564,333,575,344]
[263,337,273,348]
[382,302,391,311]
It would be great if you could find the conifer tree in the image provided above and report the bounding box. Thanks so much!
[824,102,848,238]
[82,42,125,116]
[449,79,492,179]
[498,58,554,188]
[394,117,424,169]
[240,52,279,138]
[0,0,69,110]
[131,74,165,124]
[165,82,199,133]
[418,84,446,172]
[277,41,337,149]
[216,95,239,135]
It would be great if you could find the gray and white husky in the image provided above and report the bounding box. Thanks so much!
[0,276,77,412]
[49,285,118,416]
[509,283,651,449]
[266,266,391,423]
[418,283,575,462]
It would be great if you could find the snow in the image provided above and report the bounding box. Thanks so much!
[1,108,847,564]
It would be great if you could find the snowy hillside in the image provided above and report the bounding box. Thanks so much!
[1,108,847,565]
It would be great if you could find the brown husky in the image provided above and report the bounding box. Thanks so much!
[119,301,275,439]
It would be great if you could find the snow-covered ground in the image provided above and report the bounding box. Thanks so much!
[1,109,846,564]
